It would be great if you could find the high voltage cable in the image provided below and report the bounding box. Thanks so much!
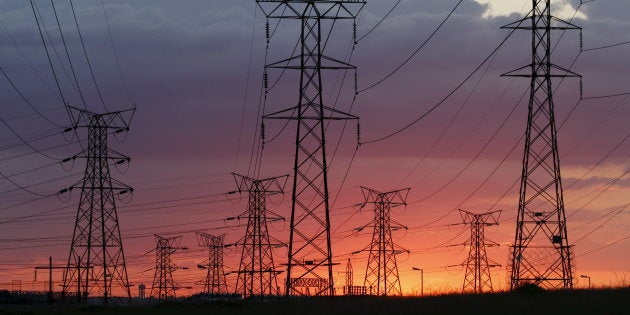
[0,18,61,100]
[407,90,523,207]
[29,0,72,109]
[362,27,518,144]
[582,39,630,51]
[0,169,79,197]
[567,168,630,220]
[395,50,505,189]
[0,160,60,182]
[565,131,630,192]
[563,96,627,157]
[0,114,61,161]
[0,128,120,164]
[0,128,61,152]
[0,171,56,197]
[50,0,89,110]
[573,201,629,234]
[33,1,80,98]
[69,0,109,111]
[99,0,135,105]
[0,66,63,127]
[358,0,464,93]
[575,233,630,258]
[355,0,401,43]
[0,207,366,249]
[582,91,630,100]
[234,3,258,172]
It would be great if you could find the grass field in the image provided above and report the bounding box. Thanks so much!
[1,288,628,315]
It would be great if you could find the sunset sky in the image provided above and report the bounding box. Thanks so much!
[0,0,628,296]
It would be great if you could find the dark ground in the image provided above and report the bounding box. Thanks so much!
[0,288,629,315]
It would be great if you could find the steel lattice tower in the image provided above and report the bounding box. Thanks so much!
[196,232,229,295]
[503,0,580,290]
[151,235,184,300]
[231,173,287,297]
[61,106,134,303]
[258,0,365,296]
[458,209,501,293]
[355,187,409,296]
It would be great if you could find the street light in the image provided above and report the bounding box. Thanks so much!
[580,274,591,288]
[412,267,424,296]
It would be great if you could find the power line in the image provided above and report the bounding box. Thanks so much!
[573,202,629,243]
[362,27,518,144]
[582,39,630,51]
[29,0,71,109]
[0,66,63,128]
[0,17,61,100]
[99,0,135,105]
[359,0,464,93]
[69,0,109,111]
[582,91,630,100]
[0,114,61,161]
[234,3,258,172]
[575,233,630,258]
[355,0,401,43]
[50,0,89,110]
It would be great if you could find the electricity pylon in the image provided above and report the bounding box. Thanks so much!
[61,106,134,303]
[151,234,186,300]
[354,187,409,296]
[258,0,365,297]
[458,209,501,293]
[344,258,353,295]
[196,232,228,295]
[231,173,287,297]
[502,0,580,290]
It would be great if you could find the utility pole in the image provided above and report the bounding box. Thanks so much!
[34,256,66,304]
[61,106,134,303]
[411,267,423,296]
[150,234,187,300]
[502,0,580,290]
[230,173,287,297]
[354,187,409,296]
[458,210,501,293]
[196,232,229,295]
[258,0,366,296]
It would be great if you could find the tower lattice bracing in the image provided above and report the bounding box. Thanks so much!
[196,232,229,295]
[258,0,365,296]
[232,173,287,297]
[355,187,409,296]
[503,0,580,289]
[151,235,183,300]
[459,210,501,293]
[61,106,134,303]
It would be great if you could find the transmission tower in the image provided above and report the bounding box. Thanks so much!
[61,106,134,303]
[344,258,353,295]
[196,232,229,295]
[151,234,185,300]
[258,0,366,297]
[502,0,580,289]
[458,209,501,293]
[231,173,287,297]
[354,187,409,296]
